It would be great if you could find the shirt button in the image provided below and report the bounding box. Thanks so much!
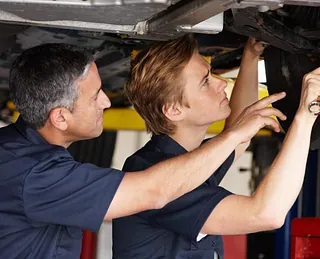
[212,241,216,246]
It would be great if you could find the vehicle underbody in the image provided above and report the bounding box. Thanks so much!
[0,0,320,148]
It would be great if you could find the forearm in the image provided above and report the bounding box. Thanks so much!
[225,53,260,129]
[105,130,240,220]
[201,115,313,235]
[201,68,320,234]
[253,114,313,221]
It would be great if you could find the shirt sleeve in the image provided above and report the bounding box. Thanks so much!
[210,150,235,185]
[23,153,124,232]
[141,183,232,241]
[202,138,235,185]
[123,149,234,242]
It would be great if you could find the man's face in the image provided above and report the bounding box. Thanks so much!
[180,52,231,128]
[67,62,111,140]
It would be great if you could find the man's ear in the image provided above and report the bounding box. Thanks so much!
[163,103,185,122]
[48,107,71,131]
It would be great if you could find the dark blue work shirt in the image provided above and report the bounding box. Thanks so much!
[0,117,124,259]
[112,135,235,259]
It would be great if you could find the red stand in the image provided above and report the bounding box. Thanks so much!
[223,235,247,259]
[80,230,97,259]
[291,218,320,259]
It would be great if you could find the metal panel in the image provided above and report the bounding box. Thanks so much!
[0,0,172,6]
[177,13,224,34]
[147,0,320,35]
[0,10,137,34]
[232,0,320,8]
[0,1,170,25]
[1,0,320,37]
[147,0,233,33]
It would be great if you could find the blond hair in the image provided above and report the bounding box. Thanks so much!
[125,34,197,135]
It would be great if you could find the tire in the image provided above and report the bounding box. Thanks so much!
[264,47,320,150]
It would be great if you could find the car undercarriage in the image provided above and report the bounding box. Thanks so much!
[1,0,320,147]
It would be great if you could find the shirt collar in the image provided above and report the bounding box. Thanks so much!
[14,116,49,145]
[151,134,187,156]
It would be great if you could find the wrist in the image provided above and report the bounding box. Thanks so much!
[242,50,261,62]
[221,128,243,146]
[293,111,315,128]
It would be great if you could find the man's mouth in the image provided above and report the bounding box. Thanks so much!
[220,96,229,105]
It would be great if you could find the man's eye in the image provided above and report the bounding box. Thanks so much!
[203,78,210,86]
[94,89,102,100]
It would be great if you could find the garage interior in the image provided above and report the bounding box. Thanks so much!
[1,1,320,258]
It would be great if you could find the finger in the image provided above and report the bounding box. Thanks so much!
[250,92,286,110]
[260,42,269,48]
[304,82,320,104]
[301,78,320,106]
[248,37,256,44]
[305,77,320,88]
[261,116,281,133]
[303,74,320,84]
[304,79,320,95]
[254,43,266,53]
[309,67,320,76]
[257,107,287,121]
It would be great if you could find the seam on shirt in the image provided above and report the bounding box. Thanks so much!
[0,145,20,158]
[189,188,232,241]
[92,169,125,232]
[0,144,51,161]
[123,155,152,172]
[21,161,40,225]
[1,140,44,227]
[13,123,34,143]
[214,150,235,184]
[20,150,68,223]
[21,149,75,222]
[53,225,64,259]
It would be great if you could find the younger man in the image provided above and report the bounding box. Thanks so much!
[112,35,320,258]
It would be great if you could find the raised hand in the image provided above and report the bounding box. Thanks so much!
[297,67,320,123]
[227,92,287,144]
[243,37,266,58]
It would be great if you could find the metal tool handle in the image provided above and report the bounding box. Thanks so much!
[308,100,320,115]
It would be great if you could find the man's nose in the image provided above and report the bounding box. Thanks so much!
[212,75,227,92]
[220,79,228,91]
[100,91,111,109]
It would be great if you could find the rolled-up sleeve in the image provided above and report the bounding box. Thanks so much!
[23,155,124,232]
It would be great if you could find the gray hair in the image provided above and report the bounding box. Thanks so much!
[9,44,97,129]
